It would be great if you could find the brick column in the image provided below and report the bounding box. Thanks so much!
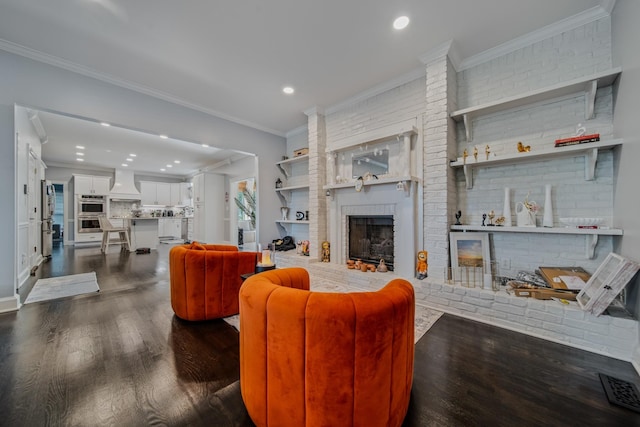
[423,56,457,281]
[305,107,327,260]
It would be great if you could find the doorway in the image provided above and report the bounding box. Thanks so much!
[52,183,64,245]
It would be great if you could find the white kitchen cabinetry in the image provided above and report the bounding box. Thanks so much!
[140,181,171,205]
[74,175,111,195]
[192,172,224,243]
[170,183,192,206]
[158,218,182,239]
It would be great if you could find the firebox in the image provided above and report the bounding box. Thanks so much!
[348,215,394,270]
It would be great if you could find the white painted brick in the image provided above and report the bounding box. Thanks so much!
[528,309,562,324]
[563,318,609,335]
[494,303,526,316]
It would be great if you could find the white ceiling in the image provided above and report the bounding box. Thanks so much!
[2,0,609,173]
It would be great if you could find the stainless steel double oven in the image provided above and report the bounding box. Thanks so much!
[77,195,106,233]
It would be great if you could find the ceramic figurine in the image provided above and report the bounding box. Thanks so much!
[463,148,468,165]
[301,240,310,256]
[416,250,428,280]
[377,259,388,272]
[482,213,487,226]
[473,146,478,161]
[275,177,282,188]
[485,144,490,160]
[321,241,330,262]
[455,210,462,225]
[487,210,495,226]
[517,141,531,152]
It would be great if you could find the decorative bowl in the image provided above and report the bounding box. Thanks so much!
[559,217,604,227]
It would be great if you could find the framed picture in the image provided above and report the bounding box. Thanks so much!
[450,232,490,268]
[449,232,492,287]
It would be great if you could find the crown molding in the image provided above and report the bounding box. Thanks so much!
[304,106,325,117]
[601,0,616,15]
[458,5,612,71]
[0,39,285,137]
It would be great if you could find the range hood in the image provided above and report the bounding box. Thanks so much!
[109,169,141,200]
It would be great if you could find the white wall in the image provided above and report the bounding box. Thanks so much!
[611,0,640,370]
[0,49,286,308]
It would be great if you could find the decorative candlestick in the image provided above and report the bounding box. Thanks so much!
[543,184,553,227]
[503,187,512,226]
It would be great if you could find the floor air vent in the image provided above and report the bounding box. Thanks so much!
[599,373,640,413]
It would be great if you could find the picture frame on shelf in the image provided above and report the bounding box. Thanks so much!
[449,232,492,288]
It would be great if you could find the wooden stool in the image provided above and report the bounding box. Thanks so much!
[98,217,131,253]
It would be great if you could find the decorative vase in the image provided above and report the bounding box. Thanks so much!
[543,184,553,228]
[503,187,512,226]
[516,202,536,227]
[280,207,289,221]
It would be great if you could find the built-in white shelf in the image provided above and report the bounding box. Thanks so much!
[450,68,621,142]
[276,220,309,224]
[276,154,309,178]
[450,139,623,189]
[276,184,309,192]
[451,225,623,259]
[323,175,420,190]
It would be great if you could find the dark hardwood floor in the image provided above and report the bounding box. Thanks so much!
[2,243,639,426]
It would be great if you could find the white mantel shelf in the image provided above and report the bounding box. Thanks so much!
[450,139,623,189]
[323,175,421,190]
[450,68,621,142]
[451,225,623,259]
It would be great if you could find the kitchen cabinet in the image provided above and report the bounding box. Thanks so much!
[170,183,192,206]
[74,175,111,195]
[140,181,171,205]
[158,218,182,239]
[192,172,224,243]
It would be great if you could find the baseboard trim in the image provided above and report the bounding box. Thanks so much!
[0,295,21,313]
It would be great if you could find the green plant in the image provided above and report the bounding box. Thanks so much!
[234,188,256,229]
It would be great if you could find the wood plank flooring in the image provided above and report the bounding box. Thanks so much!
[2,243,639,426]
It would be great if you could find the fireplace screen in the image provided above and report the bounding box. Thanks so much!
[348,215,394,270]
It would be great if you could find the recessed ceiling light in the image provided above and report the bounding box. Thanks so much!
[282,86,295,95]
[129,153,137,157]
[100,122,111,127]
[76,145,85,149]
[122,163,128,167]
[174,160,180,164]
[126,158,133,162]
[76,152,84,156]
[160,168,166,172]
[76,158,84,162]
[166,164,173,168]
[393,16,410,30]
[201,144,209,148]
[159,134,168,139]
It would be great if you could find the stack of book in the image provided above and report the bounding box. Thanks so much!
[554,133,600,147]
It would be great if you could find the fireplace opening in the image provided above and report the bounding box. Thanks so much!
[348,215,394,271]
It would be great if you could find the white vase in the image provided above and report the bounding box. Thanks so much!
[516,202,536,227]
[543,184,553,228]
[503,187,512,226]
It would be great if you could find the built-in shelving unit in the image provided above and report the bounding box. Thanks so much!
[450,68,621,142]
[450,139,623,189]
[276,154,309,178]
[451,225,623,259]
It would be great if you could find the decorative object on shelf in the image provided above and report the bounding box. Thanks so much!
[517,141,531,152]
[543,184,553,227]
[321,241,330,262]
[455,210,462,225]
[360,263,368,272]
[482,213,487,226]
[293,147,309,157]
[495,216,505,226]
[487,210,495,226]
[295,211,304,221]
[416,250,428,280]
[559,217,604,227]
[296,240,302,254]
[305,210,309,221]
[354,176,364,192]
[473,146,478,161]
[280,207,289,221]
[554,133,600,147]
[449,232,492,288]
[275,177,282,188]
[463,148,468,165]
[377,259,388,272]
[516,193,538,227]
[503,187,512,226]
[301,240,310,256]
[282,155,289,161]
[576,122,586,136]
[363,172,378,181]
[396,181,406,192]
[485,144,490,160]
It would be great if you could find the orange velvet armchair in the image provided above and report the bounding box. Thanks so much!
[170,242,258,321]
[239,267,415,427]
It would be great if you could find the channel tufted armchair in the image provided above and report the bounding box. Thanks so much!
[169,242,258,321]
[239,267,415,427]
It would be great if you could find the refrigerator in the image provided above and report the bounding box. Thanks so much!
[41,180,55,259]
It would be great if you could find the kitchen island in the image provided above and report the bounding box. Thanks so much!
[127,218,159,251]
